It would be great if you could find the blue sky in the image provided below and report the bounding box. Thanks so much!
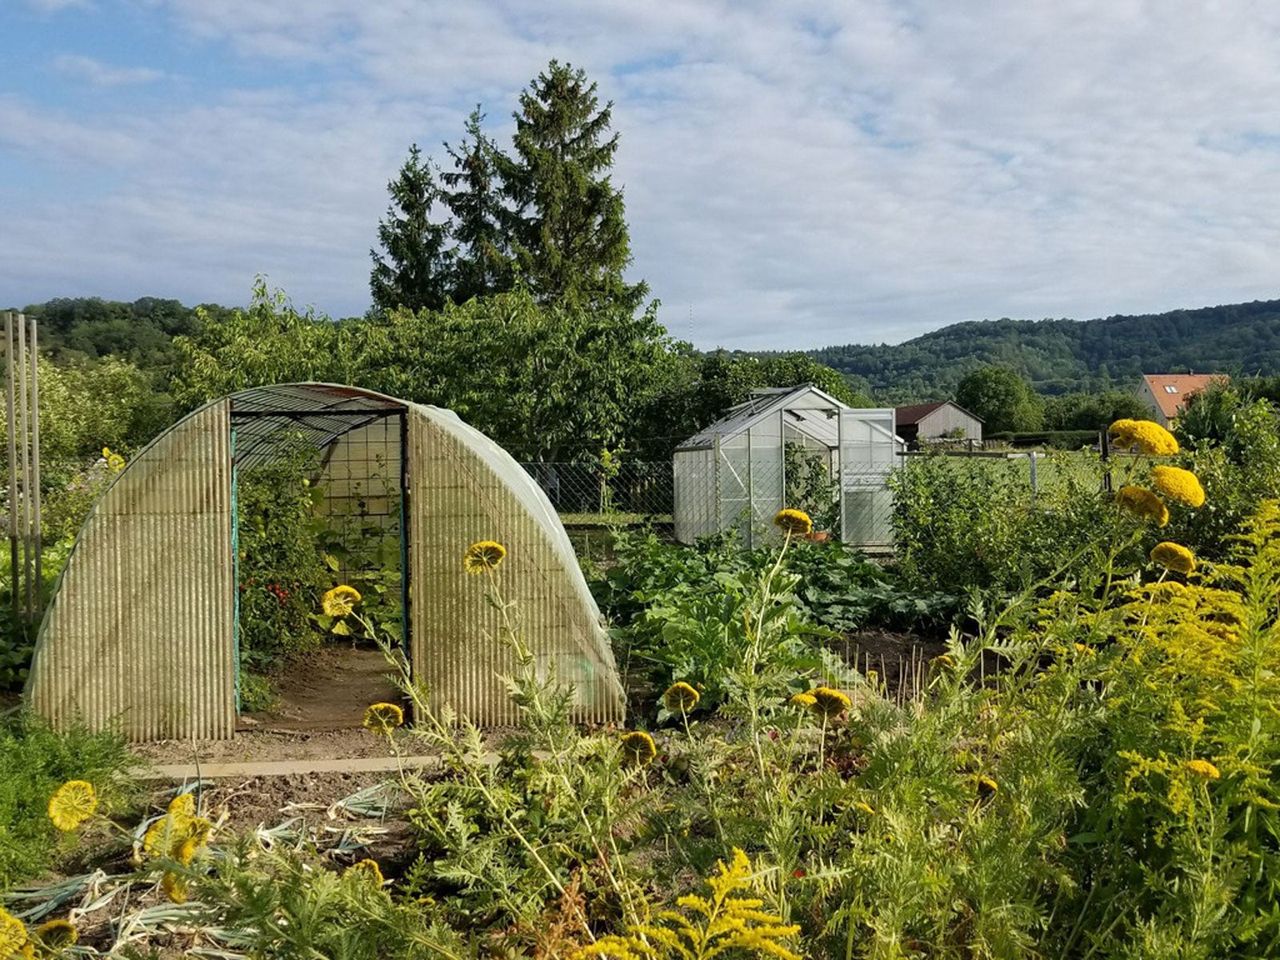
[2,0,1279,349]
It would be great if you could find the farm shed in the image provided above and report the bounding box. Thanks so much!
[26,383,623,741]
[673,385,905,548]
[894,400,983,446]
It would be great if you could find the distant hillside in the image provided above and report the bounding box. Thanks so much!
[811,298,1280,403]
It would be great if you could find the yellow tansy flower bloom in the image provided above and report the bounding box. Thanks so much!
[620,731,657,767]
[1186,759,1221,780]
[1115,485,1170,527]
[34,919,78,949]
[167,792,195,822]
[976,775,999,800]
[48,780,98,832]
[1150,541,1195,576]
[321,584,362,617]
[1110,418,1178,456]
[363,701,404,735]
[1150,465,1206,508]
[161,872,188,904]
[346,858,386,888]
[790,692,817,708]
[809,686,851,720]
[773,508,813,536]
[0,908,27,957]
[662,681,700,713]
[463,540,507,574]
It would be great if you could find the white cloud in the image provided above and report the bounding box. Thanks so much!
[52,54,164,87]
[23,0,92,11]
[3,0,1280,348]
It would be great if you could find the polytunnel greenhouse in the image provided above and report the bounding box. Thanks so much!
[673,385,905,548]
[26,383,624,741]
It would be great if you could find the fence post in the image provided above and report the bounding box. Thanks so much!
[5,313,18,622]
[28,314,40,608]
[1100,429,1112,493]
[746,428,754,550]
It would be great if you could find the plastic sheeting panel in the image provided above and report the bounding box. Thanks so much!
[29,401,236,740]
[407,406,624,725]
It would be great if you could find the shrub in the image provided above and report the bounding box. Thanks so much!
[0,715,131,890]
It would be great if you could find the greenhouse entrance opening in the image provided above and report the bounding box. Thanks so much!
[230,389,409,731]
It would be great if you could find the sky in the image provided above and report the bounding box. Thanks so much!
[2,1,1279,350]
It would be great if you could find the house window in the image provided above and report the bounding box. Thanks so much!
[1164,385,1179,393]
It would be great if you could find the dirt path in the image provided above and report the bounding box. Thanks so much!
[244,644,402,729]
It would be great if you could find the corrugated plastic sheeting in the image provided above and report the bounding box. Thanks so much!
[840,409,902,548]
[408,406,623,725]
[673,445,718,542]
[29,401,235,740]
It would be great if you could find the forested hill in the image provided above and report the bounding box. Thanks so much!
[811,298,1280,402]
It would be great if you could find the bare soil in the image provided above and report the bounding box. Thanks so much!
[245,643,403,730]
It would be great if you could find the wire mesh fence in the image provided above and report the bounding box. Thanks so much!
[519,461,674,522]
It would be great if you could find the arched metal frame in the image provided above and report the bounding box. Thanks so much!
[26,384,624,740]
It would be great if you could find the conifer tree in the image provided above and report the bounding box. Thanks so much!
[502,60,647,312]
[441,108,513,302]
[369,144,453,314]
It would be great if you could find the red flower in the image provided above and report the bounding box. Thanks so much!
[792,868,806,878]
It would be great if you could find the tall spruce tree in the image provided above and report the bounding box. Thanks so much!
[369,144,453,314]
[502,61,647,312]
[441,108,512,302]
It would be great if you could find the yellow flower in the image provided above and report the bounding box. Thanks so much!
[1150,541,1196,576]
[47,780,98,832]
[808,686,851,720]
[1151,465,1206,508]
[176,837,200,866]
[161,871,188,904]
[345,858,385,888]
[1186,759,1221,780]
[976,775,999,800]
[167,792,195,822]
[1110,418,1178,456]
[463,540,507,574]
[620,731,657,767]
[321,584,362,617]
[185,817,214,848]
[33,919,77,949]
[662,681,700,713]
[773,508,813,536]
[1115,485,1170,527]
[1074,643,1095,657]
[362,701,404,735]
[0,908,27,957]
[789,692,817,709]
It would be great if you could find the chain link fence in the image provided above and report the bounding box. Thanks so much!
[519,462,675,522]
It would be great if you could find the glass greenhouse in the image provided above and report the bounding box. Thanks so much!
[27,383,624,741]
[673,385,905,548]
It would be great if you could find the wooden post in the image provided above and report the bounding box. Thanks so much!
[15,314,31,620]
[4,313,18,622]
[28,315,41,608]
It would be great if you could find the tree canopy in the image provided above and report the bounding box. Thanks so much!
[368,60,645,316]
[813,298,1280,401]
[955,365,1044,434]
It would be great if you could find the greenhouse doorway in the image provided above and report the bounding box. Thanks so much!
[229,391,410,731]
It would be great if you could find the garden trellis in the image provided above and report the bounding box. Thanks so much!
[27,383,623,740]
[673,385,905,548]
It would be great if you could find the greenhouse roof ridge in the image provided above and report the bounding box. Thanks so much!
[677,383,853,451]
